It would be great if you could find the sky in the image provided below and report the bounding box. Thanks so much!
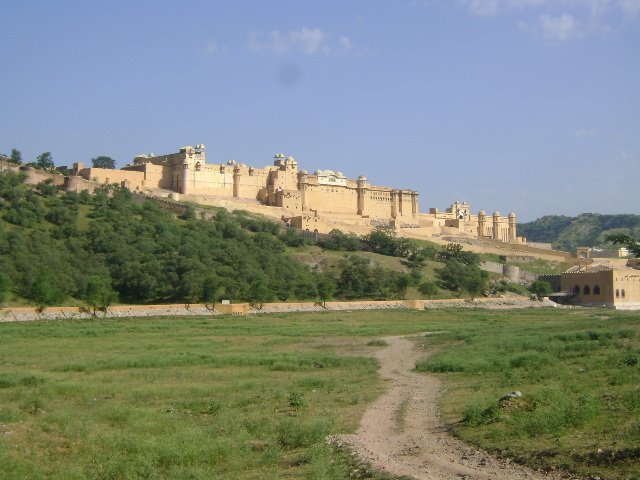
[1,0,639,221]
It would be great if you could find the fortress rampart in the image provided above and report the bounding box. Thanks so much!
[65,144,525,244]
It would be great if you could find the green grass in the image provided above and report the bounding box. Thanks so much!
[503,258,569,275]
[415,309,640,479]
[288,246,409,274]
[0,309,638,479]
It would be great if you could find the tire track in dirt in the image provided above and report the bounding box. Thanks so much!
[334,334,559,480]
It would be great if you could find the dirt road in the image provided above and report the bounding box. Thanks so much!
[335,335,558,480]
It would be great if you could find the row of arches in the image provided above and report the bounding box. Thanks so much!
[572,284,627,298]
[572,285,601,295]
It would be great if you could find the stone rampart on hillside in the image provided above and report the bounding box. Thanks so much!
[480,261,540,284]
[0,161,65,187]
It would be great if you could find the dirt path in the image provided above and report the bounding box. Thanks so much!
[335,335,559,480]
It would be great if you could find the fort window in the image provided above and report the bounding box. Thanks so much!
[573,285,580,295]
[583,285,590,295]
[616,289,620,298]
[622,289,626,298]
[593,285,601,295]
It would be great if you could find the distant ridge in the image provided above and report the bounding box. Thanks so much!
[518,213,640,252]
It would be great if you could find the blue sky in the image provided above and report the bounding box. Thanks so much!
[1,0,638,221]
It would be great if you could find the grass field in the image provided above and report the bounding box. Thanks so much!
[0,308,638,479]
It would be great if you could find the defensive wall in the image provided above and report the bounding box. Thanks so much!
[0,297,554,323]
[480,261,540,284]
[0,301,416,322]
[0,160,66,187]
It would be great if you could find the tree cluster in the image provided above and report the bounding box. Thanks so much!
[0,172,415,308]
[519,213,640,252]
[333,255,412,300]
[606,233,640,258]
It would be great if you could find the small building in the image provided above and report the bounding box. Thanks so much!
[215,302,249,316]
[560,261,640,310]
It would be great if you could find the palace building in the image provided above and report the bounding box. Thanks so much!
[66,144,525,243]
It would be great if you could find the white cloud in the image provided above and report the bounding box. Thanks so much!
[455,0,609,16]
[205,42,227,55]
[461,0,501,16]
[539,13,581,39]
[618,148,637,161]
[339,35,353,51]
[421,0,640,19]
[248,28,352,56]
[618,0,640,17]
[418,0,637,40]
[575,128,597,137]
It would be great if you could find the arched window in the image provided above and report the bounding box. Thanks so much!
[616,289,620,298]
[573,285,580,295]
[622,289,626,298]
[593,285,601,295]
[583,285,590,295]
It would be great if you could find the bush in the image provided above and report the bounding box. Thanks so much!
[463,401,500,426]
[530,280,553,297]
[277,417,333,449]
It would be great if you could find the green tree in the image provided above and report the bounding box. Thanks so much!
[85,275,118,314]
[45,205,75,225]
[249,277,273,307]
[394,274,411,299]
[34,152,55,170]
[418,280,438,299]
[363,225,399,256]
[318,229,361,251]
[180,206,197,220]
[530,280,553,297]
[606,233,640,258]
[36,178,58,197]
[203,274,223,304]
[462,272,489,300]
[0,272,9,305]
[436,260,488,296]
[30,270,66,309]
[438,243,480,265]
[91,156,116,169]
[280,228,306,247]
[180,269,207,303]
[9,149,22,165]
[316,273,336,307]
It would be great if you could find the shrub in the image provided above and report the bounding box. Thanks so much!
[277,417,333,449]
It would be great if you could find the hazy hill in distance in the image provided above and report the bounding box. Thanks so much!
[518,213,640,252]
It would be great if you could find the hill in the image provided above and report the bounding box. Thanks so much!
[0,172,423,308]
[518,213,640,252]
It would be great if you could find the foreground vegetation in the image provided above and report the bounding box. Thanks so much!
[417,309,640,479]
[0,308,638,479]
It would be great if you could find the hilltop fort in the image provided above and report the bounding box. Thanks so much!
[65,144,525,244]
